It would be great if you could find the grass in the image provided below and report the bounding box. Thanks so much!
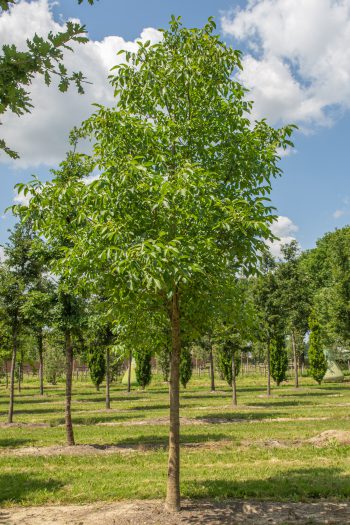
[1,371,350,506]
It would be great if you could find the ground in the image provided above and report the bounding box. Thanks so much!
[1,371,350,524]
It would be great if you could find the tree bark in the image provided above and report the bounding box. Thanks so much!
[8,325,18,423]
[127,350,132,393]
[292,331,299,388]
[165,290,181,512]
[267,340,271,397]
[65,331,75,446]
[38,331,44,396]
[106,346,111,409]
[232,353,237,406]
[209,343,215,392]
[18,361,21,393]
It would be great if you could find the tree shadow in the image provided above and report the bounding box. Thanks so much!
[195,411,285,424]
[184,467,350,507]
[0,438,35,448]
[0,473,63,504]
[252,400,313,407]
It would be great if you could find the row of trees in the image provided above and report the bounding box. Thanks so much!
[1,17,348,512]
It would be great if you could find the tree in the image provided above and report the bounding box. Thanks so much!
[157,345,170,382]
[0,1,96,158]
[180,346,192,388]
[88,347,105,390]
[270,336,288,386]
[17,18,294,511]
[217,337,241,406]
[308,316,327,385]
[253,251,286,395]
[135,349,152,390]
[277,241,311,388]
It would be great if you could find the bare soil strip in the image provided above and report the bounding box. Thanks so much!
[1,499,350,524]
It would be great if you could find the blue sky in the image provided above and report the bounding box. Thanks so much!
[1,0,350,255]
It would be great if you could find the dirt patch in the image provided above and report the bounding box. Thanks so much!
[0,422,50,429]
[2,499,350,524]
[0,444,136,457]
[308,430,350,446]
[97,417,203,427]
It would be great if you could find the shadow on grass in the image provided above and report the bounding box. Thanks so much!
[184,467,350,505]
[196,412,284,423]
[0,438,35,448]
[116,432,229,450]
[0,473,63,504]
[252,400,313,408]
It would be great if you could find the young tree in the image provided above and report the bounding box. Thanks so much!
[88,347,105,390]
[277,241,311,388]
[253,251,286,396]
[217,337,241,406]
[180,346,193,389]
[270,336,288,386]
[135,349,152,390]
[157,345,170,382]
[17,18,293,511]
[308,316,327,385]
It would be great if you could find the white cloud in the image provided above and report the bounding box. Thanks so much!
[267,215,299,257]
[333,209,346,219]
[0,0,161,168]
[0,246,4,262]
[222,0,350,127]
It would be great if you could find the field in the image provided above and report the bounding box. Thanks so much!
[1,372,350,523]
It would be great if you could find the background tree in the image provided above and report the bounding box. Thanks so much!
[135,349,152,390]
[277,241,311,388]
[87,347,105,390]
[180,346,193,389]
[217,337,241,406]
[308,316,327,385]
[157,345,170,382]
[270,335,288,386]
[17,18,294,511]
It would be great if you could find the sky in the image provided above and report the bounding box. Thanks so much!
[1,0,350,258]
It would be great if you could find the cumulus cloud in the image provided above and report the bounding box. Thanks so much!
[0,0,161,168]
[267,215,299,257]
[333,209,346,219]
[0,246,4,262]
[222,0,350,127]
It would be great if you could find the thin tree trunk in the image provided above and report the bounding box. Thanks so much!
[209,344,215,392]
[8,326,18,423]
[38,331,44,396]
[127,351,132,393]
[165,290,181,512]
[106,347,111,409]
[65,331,75,446]
[5,362,8,389]
[18,361,21,393]
[292,331,299,388]
[241,352,244,377]
[267,340,271,397]
[232,354,237,406]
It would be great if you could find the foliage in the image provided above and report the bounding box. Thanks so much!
[135,349,152,389]
[157,346,170,382]
[45,344,65,385]
[180,346,193,388]
[270,336,288,386]
[308,316,327,385]
[217,338,241,386]
[87,347,106,389]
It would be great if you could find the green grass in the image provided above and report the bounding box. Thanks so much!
[1,372,350,506]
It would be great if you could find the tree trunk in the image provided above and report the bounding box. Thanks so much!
[232,354,237,406]
[267,340,271,397]
[106,347,111,409]
[8,326,18,423]
[127,351,132,393]
[209,343,215,392]
[18,361,21,393]
[165,290,181,512]
[5,362,8,389]
[65,331,75,446]
[292,331,299,388]
[38,331,44,396]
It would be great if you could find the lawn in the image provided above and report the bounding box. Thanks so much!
[1,372,350,507]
